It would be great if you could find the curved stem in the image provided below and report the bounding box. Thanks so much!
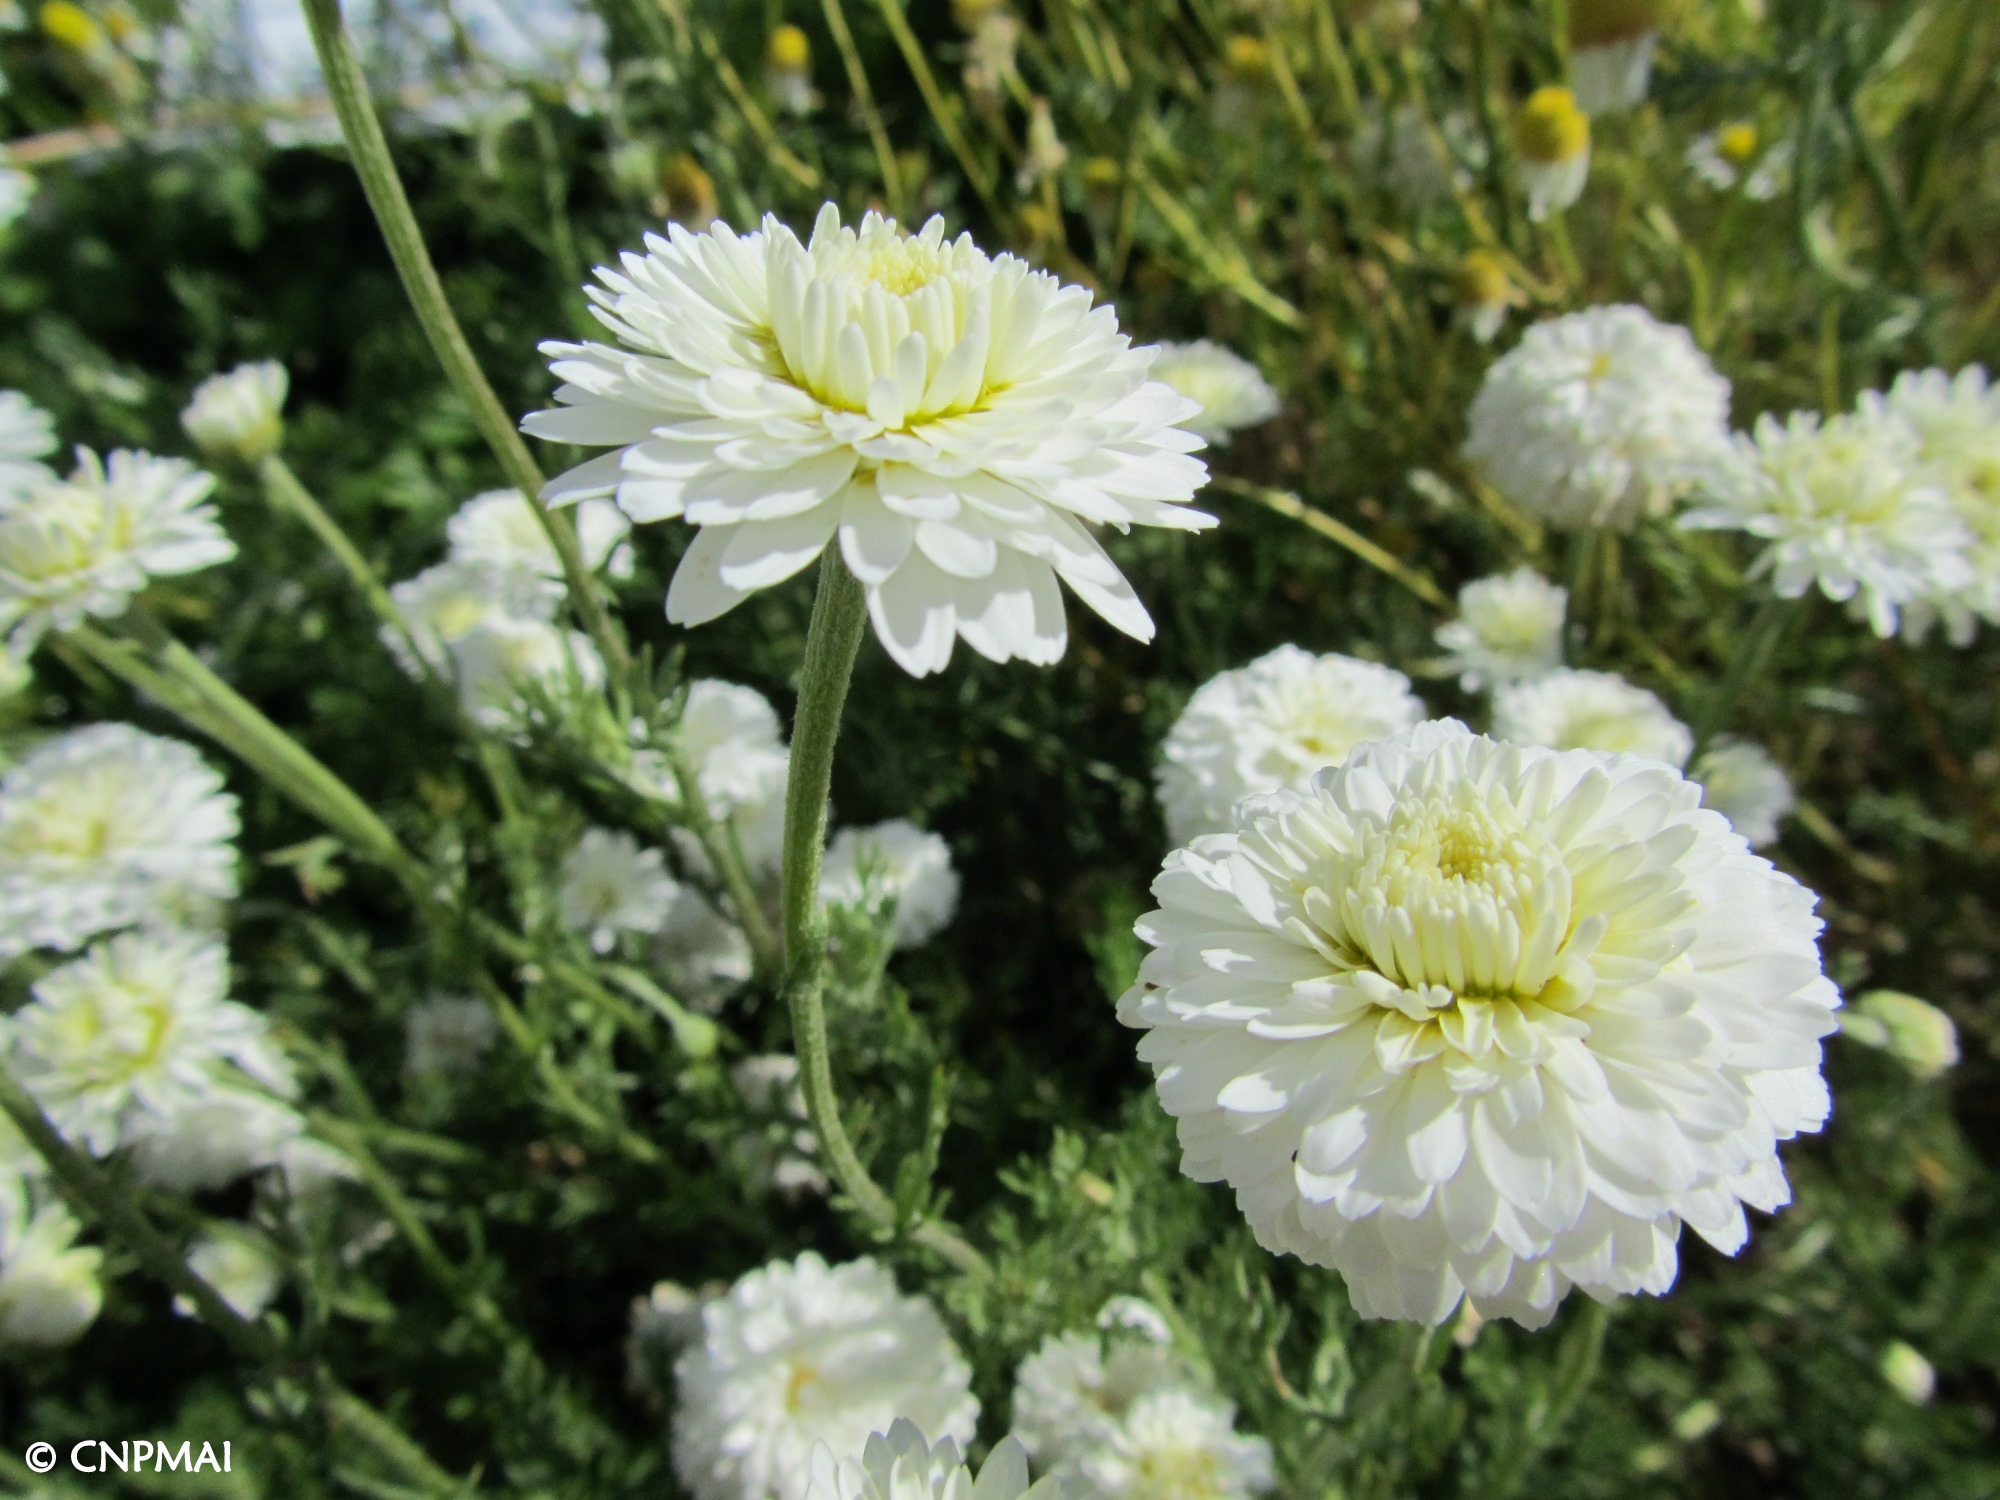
[819,0,905,216]
[778,553,992,1281]
[297,0,628,681]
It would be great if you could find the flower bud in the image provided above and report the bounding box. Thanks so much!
[1841,990,1960,1080]
[1879,1341,1936,1405]
[181,360,288,466]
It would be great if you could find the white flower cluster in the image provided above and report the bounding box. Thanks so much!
[1013,1299,1274,1499]
[0,444,235,655]
[1121,720,1840,1328]
[672,1251,980,1500]
[386,486,631,729]
[1464,306,1731,532]
[523,203,1212,677]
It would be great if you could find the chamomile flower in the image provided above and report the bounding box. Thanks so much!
[1075,1388,1275,1500]
[1566,0,1662,115]
[1464,306,1731,531]
[1680,409,1972,638]
[1513,87,1591,221]
[559,827,680,954]
[522,204,1213,677]
[448,615,605,732]
[385,557,563,678]
[1157,645,1426,845]
[1693,739,1794,848]
[1435,569,1567,690]
[1147,342,1279,446]
[1686,124,1790,201]
[672,1251,979,1500]
[0,448,233,653]
[1119,720,1839,1327]
[819,819,960,949]
[2,928,293,1159]
[640,679,795,880]
[446,488,634,580]
[1491,668,1692,767]
[0,723,239,960]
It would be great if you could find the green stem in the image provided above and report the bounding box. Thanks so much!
[1489,1299,1611,1497]
[68,619,438,914]
[820,0,905,216]
[666,741,783,979]
[778,553,992,1280]
[297,0,628,681]
[1694,593,1792,758]
[1220,479,1449,609]
[867,0,999,215]
[1840,92,1923,289]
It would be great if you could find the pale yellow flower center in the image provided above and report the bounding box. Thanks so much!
[783,1361,821,1412]
[1133,1445,1226,1499]
[1717,123,1760,167]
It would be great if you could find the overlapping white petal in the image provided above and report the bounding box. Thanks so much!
[0,389,57,497]
[1147,342,1278,446]
[1119,720,1839,1328]
[181,360,288,465]
[805,1421,1057,1500]
[1491,668,1691,767]
[820,819,959,949]
[559,826,680,953]
[1465,307,1730,531]
[1157,646,1426,845]
[0,1180,102,1350]
[523,204,1214,676]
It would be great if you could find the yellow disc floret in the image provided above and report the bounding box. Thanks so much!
[766,23,810,73]
[1515,86,1590,165]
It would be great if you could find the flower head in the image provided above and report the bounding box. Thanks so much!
[125,1085,310,1192]
[1436,568,1566,690]
[1686,125,1789,201]
[448,615,605,731]
[0,448,233,652]
[1864,365,2000,642]
[672,1251,978,1500]
[1693,739,1793,848]
[0,1181,102,1350]
[655,888,757,1014]
[1513,87,1591,220]
[1841,990,1959,1080]
[820,819,960,949]
[0,723,239,960]
[1157,646,1426,845]
[1465,306,1731,531]
[1680,409,1972,638]
[1076,1388,1275,1500]
[1119,720,1839,1327]
[176,1229,283,1321]
[0,390,56,497]
[641,679,795,880]
[1491,668,1691,767]
[523,204,1213,676]
[804,1421,1059,1500]
[386,557,563,678]
[1146,342,1279,446]
[181,360,288,465]
[727,1054,826,1198]
[3,928,293,1158]
[447,487,633,579]
[559,827,680,954]
[1012,1313,1188,1470]
[1567,0,1663,115]
[1452,251,1522,344]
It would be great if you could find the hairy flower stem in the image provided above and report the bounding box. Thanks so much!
[779,553,993,1281]
[0,1063,460,1496]
[297,0,629,682]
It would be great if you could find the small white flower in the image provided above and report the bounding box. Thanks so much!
[180,360,288,465]
[522,204,1213,677]
[804,1420,1059,1500]
[1841,990,1959,1081]
[0,723,240,960]
[0,389,57,496]
[386,558,564,679]
[1686,124,1789,201]
[1864,366,2000,642]
[1157,645,1426,845]
[1076,1388,1275,1500]
[3,928,294,1158]
[0,448,234,652]
[0,1180,102,1350]
[655,888,757,1014]
[175,1229,282,1321]
[1879,1341,1936,1406]
[765,25,814,116]
[1567,0,1663,115]
[672,1251,979,1500]
[0,165,35,238]
[643,680,796,880]
[1491,667,1692,767]
[1012,1325,1189,1473]
[403,994,501,1078]
[448,616,606,732]
[1465,306,1732,531]
[1146,343,1279,447]
[1680,409,1973,638]
[446,488,634,580]
[1694,739,1794,848]
[820,819,960,949]
[559,827,680,954]
[1513,87,1592,221]
[126,1086,308,1192]
[1436,568,1567,690]
[1119,721,1839,1328]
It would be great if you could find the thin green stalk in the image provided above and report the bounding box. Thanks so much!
[666,742,783,978]
[67,620,437,913]
[297,0,628,681]
[1464,0,1518,253]
[1220,479,1449,609]
[1488,1300,1612,1497]
[1694,593,1792,757]
[778,553,992,1280]
[819,0,905,216]
[867,0,999,214]
[1840,92,1922,288]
